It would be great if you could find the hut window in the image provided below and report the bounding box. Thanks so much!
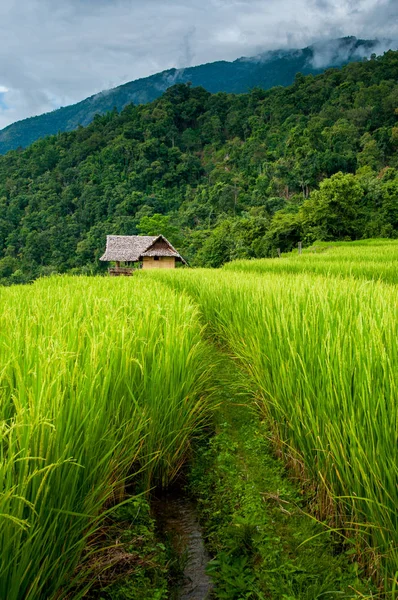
[154,256,159,261]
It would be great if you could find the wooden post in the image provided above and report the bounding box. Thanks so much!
[298,242,302,255]
[277,248,281,258]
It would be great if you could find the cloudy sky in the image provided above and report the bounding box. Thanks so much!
[0,0,397,129]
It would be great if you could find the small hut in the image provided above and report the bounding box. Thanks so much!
[100,235,187,275]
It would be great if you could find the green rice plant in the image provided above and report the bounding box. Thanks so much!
[224,239,398,285]
[146,268,398,593]
[0,276,215,599]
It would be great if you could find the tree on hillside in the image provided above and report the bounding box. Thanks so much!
[137,213,182,246]
[1,51,398,282]
[300,172,364,241]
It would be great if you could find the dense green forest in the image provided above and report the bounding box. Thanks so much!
[1,49,398,284]
[0,37,382,154]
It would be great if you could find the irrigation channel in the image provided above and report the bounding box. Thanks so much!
[152,490,213,599]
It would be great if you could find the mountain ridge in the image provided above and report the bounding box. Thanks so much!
[0,36,395,154]
[0,49,398,283]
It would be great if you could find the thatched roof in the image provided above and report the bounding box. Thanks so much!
[100,235,186,263]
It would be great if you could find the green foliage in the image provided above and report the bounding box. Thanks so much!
[92,498,169,600]
[225,238,398,283]
[1,245,398,597]
[1,50,398,280]
[188,360,373,599]
[0,37,379,155]
[301,172,364,241]
[194,212,269,267]
[0,276,216,599]
[137,213,182,246]
[147,263,398,594]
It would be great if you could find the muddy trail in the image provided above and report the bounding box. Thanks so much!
[152,490,213,599]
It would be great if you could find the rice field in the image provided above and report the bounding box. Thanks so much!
[0,276,215,599]
[148,249,398,593]
[1,240,398,597]
[224,238,398,284]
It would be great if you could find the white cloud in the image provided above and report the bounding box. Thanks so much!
[0,0,396,129]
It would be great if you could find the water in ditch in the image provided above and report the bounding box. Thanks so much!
[152,489,213,599]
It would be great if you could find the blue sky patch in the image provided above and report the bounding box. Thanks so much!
[0,92,8,110]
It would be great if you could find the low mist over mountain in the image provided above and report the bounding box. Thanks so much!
[0,36,394,155]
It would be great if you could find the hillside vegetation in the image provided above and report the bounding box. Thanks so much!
[0,37,383,154]
[1,50,398,283]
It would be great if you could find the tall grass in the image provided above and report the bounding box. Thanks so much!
[147,268,398,592]
[225,239,398,284]
[0,276,214,599]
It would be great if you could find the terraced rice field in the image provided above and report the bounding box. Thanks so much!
[0,240,397,597]
[224,238,398,284]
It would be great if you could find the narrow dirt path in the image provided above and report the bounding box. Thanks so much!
[186,348,375,599]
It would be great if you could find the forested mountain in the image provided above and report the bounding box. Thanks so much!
[0,37,391,154]
[1,50,398,284]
